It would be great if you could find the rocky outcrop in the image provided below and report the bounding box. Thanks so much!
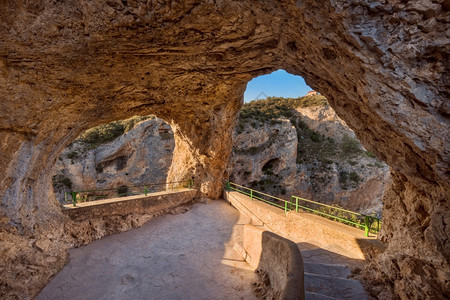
[52,117,174,202]
[230,119,298,188]
[229,105,390,216]
[0,1,448,298]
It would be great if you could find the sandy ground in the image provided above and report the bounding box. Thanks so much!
[37,200,258,300]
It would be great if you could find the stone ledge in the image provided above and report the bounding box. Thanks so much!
[62,188,198,220]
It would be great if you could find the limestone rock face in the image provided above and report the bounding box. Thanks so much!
[0,1,448,298]
[297,105,358,143]
[52,117,174,202]
[229,108,390,216]
[230,119,298,186]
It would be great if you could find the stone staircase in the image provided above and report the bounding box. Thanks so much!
[229,211,370,299]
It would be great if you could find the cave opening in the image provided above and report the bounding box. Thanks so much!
[230,70,389,217]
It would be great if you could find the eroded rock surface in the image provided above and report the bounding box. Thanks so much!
[52,117,174,202]
[229,104,390,216]
[0,1,448,299]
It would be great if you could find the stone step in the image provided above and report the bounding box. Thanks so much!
[300,246,364,267]
[304,261,351,278]
[304,273,368,300]
[305,291,340,300]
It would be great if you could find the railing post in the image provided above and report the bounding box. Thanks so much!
[190,179,194,188]
[364,216,369,237]
[144,186,148,196]
[295,197,299,212]
[65,192,68,204]
[285,201,288,214]
[225,181,230,191]
[250,189,253,200]
[72,192,77,207]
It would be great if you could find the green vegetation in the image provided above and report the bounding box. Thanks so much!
[117,185,129,196]
[349,171,360,183]
[76,115,154,149]
[52,175,73,189]
[67,151,78,160]
[365,151,376,158]
[375,161,384,168]
[340,134,361,158]
[239,95,328,125]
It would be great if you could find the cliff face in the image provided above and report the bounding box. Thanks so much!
[52,117,174,202]
[229,103,390,216]
[0,1,448,298]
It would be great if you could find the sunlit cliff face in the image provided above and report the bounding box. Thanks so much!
[0,1,448,298]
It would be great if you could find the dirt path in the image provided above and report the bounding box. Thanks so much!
[37,200,257,300]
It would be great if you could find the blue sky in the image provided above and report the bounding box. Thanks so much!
[244,69,312,102]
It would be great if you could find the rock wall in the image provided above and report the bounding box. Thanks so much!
[0,1,448,298]
[52,117,174,202]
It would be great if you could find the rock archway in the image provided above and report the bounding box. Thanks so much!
[0,1,448,298]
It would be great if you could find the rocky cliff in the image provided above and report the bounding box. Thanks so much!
[52,117,174,203]
[229,97,390,217]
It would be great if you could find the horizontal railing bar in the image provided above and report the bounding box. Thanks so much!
[229,182,289,204]
[71,180,192,194]
[297,205,364,228]
[292,195,366,217]
[226,181,381,234]
[253,195,287,209]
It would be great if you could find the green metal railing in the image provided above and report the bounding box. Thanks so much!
[225,181,381,237]
[65,179,194,207]
[291,195,380,237]
[226,182,292,214]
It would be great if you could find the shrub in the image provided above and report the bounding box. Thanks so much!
[375,162,384,168]
[77,115,153,149]
[117,185,129,196]
[349,171,360,183]
[309,131,320,142]
[339,171,348,185]
[80,121,124,145]
[52,175,73,189]
[341,134,361,157]
[67,151,78,160]
[365,151,376,158]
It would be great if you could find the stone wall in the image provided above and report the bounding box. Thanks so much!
[63,189,197,221]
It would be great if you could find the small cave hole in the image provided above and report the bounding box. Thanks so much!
[262,158,280,176]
